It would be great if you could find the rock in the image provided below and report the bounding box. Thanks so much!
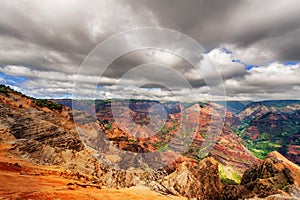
[266,195,300,200]
[161,157,223,200]
[241,151,300,198]
[247,194,300,199]
[19,170,26,175]
[223,184,242,200]
[284,185,300,198]
[0,90,140,189]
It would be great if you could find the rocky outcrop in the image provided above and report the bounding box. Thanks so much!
[160,157,223,200]
[0,89,140,188]
[240,151,300,199]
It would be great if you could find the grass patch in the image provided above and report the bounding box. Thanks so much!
[218,164,241,185]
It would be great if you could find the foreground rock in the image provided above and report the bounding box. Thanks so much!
[240,151,300,199]
[160,157,223,200]
[0,142,186,200]
[0,87,140,188]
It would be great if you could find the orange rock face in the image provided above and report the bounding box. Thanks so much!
[240,151,300,199]
[0,134,186,200]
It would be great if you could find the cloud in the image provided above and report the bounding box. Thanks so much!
[2,58,299,101]
[126,0,300,62]
[206,48,246,79]
[0,77,5,83]
[0,0,159,74]
[0,0,300,100]
[223,62,300,100]
[244,62,300,87]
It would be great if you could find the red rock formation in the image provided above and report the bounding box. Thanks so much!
[240,151,300,199]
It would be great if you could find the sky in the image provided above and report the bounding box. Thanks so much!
[0,0,300,101]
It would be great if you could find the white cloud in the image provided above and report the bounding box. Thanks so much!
[2,59,300,101]
[206,48,246,78]
[245,62,300,86]
[223,62,300,100]
[227,44,276,66]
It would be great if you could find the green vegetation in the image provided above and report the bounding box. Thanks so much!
[218,164,241,185]
[221,178,238,185]
[153,142,169,152]
[232,172,242,184]
[0,84,25,97]
[238,134,284,159]
[106,121,113,129]
[230,106,300,162]
[193,156,201,163]
[33,99,63,112]
[229,124,248,138]
[274,179,290,189]
[0,85,13,93]
[128,138,137,143]
[0,85,65,112]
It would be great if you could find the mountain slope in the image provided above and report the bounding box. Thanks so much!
[231,101,300,165]
[0,85,225,199]
[2,84,299,199]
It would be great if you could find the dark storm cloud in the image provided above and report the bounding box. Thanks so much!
[0,0,158,74]
[0,0,300,100]
[275,28,300,61]
[1,0,300,70]
[126,0,300,61]
[125,0,239,46]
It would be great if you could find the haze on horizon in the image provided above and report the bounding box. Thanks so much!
[0,0,300,101]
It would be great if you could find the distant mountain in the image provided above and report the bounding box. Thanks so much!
[238,100,300,121]
[50,98,73,108]
[50,96,300,166]
[245,100,300,110]
[231,100,300,165]
[215,101,252,113]
[51,97,300,166]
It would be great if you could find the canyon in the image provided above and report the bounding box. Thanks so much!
[1,84,300,199]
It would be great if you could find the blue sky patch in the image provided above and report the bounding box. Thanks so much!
[244,64,259,70]
[283,61,300,66]
[231,59,260,70]
[0,72,28,86]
